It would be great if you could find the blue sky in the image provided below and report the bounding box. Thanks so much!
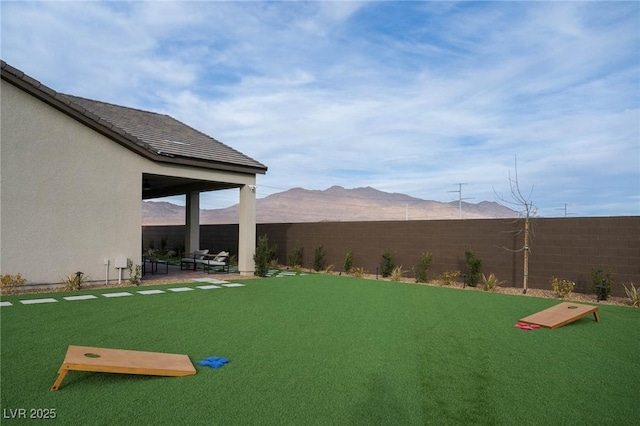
[2,1,639,217]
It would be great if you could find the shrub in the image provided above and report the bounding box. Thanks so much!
[482,273,505,291]
[254,235,272,277]
[439,270,460,286]
[414,252,433,283]
[351,267,366,278]
[313,245,326,272]
[174,244,185,257]
[550,277,575,298]
[160,235,169,254]
[343,250,353,274]
[465,250,482,287]
[390,265,405,282]
[288,246,303,268]
[591,267,613,300]
[623,283,639,308]
[1,273,26,294]
[381,249,396,278]
[63,271,86,291]
[128,259,142,286]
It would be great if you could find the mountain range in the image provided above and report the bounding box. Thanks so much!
[142,186,518,225]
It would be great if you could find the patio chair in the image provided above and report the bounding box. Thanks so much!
[201,251,230,274]
[180,249,209,271]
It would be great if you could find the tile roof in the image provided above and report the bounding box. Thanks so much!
[1,61,267,175]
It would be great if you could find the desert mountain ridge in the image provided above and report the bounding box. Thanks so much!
[143,185,518,225]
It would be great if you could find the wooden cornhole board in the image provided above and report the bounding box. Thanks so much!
[51,345,196,391]
[519,302,600,329]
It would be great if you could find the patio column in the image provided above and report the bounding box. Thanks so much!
[185,191,200,254]
[238,184,256,275]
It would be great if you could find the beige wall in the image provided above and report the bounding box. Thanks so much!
[0,80,257,284]
[1,81,143,284]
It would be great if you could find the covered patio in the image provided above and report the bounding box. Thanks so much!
[141,173,258,275]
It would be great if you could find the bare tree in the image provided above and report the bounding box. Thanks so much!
[494,156,537,293]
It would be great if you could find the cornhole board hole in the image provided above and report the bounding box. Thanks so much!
[51,345,196,391]
[519,302,600,329]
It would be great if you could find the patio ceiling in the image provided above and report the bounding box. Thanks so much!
[142,173,241,200]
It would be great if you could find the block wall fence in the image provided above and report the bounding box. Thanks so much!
[143,216,639,297]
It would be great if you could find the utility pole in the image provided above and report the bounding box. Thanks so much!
[448,183,472,219]
[556,203,573,217]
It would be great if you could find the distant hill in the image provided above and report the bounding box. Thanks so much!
[143,186,518,225]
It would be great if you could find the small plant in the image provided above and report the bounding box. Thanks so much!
[343,250,353,274]
[174,244,185,257]
[414,252,433,283]
[313,245,326,272]
[351,267,366,278]
[160,235,169,254]
[482,273,505,291]
[254,235,272,277]
[381,249,396,278]
[269,242,279,265]
[128,259,142,286]
[623,283,639,308]
[390,265,405,282]
[550,277,575,298]
[465,250,482,287]
[63,271,86,291]
[288,246,303,268]
[439,270,460,286]
[591,267,613,300]
[325,264,334,273]
[1,273,26,294]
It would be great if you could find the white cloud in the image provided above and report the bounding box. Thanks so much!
[2,1,638,217]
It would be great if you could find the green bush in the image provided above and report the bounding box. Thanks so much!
[415,252,433,283]
[439,270,460,286]
[481,273,505,291]
[63,271,86,291]
[550,277,575,298]
[591,267,613,300]
[623,283,639,308]
[288,246,303,268]
[160,235,169,254]
[1,273,26,294]
[128,259,142,286]
[351,267,366,277]
[465,250,482,287]
[313,245,326,272]
[343,250,353,274]
[254,235,272,277]
[390,266,405,282]
[381,249,396,278]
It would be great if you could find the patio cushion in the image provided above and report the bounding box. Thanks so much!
[213,251,229,262]
[194,249,209,260]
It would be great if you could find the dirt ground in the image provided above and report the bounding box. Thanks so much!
[370,274,633,308]
[2,270,635,309]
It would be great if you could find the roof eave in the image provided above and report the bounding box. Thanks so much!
[153,154,268,175]
[1,61,267,176]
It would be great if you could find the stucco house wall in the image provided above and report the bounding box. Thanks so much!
[1,80,144,284]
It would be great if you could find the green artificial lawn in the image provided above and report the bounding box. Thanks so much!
[1,274,638,425]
